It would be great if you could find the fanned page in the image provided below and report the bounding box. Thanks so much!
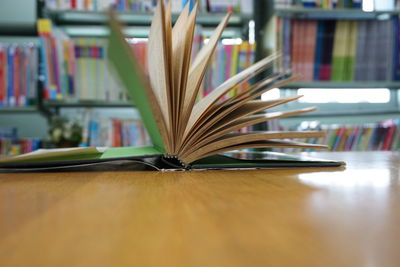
[177,75,299,152]
[107,3,328,166]
[181,132,328,164]
[147,0,173,152]
[178,12,232,142]
[171,3,198,153]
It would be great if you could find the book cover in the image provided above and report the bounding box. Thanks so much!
[319,20,335,81]
[313,21,324,81]
[354,20,367,81]
[0,45,5,106]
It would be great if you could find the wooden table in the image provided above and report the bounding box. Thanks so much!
[0,152,399,267]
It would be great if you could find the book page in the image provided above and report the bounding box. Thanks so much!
[190,140,329,164]
[178,95,302,154]
[178,12,232,142]
[171,3,197,152]
[184,53,280,138]
[177,4,197,144]
[181,132,327,164]
[188,107,317,151]
[147,0,173,144]
[182,75,296,146]
[0,147,102,163]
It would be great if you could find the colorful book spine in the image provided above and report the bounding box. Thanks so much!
[0,44,37,108]
[0,137,41,156]
[275,119,400,152]
[44,0,252,13]
[279,17,400,82]
[201,41,255,97]
[82,117,149,147]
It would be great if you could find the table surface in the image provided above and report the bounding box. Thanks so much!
[0,152,399,267]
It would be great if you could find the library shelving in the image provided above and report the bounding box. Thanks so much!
[275,8,400,20]
[262,2,400,151]
[270,119,400,152]
[38,0,257,108]
[0,0,259,154]
[46,9,253,27]
[273,6,400,88]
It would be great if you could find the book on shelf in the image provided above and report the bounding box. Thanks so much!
[0,2,343,171]
[0,43,38,108]
[276,17,400,82]
[44,0,253,14]
[0,127,41,156]
[38,19,129,102]
[274,0,363,9]
[271,119,400,152]
[37,18,254,102]
[79,110,151,147]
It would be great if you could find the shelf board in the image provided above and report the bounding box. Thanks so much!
[275,8,400,20]
[44,100,134,108]
[0,106,38,113]
[47,9,251,27]
[279,82,400,89]
[60,25,242,38]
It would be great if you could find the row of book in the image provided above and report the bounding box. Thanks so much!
[276,18,400,82]
[322,120,400,151]
[39,24,129,102]
[0,43,38,107]
[80,112,150,147]
[0,127,41,156]
[274,119,400,152]
[0,138,41,156]
[203,41,255,97]
[38,21,255,101]
[44,0,254,14]
[274,0,398,9]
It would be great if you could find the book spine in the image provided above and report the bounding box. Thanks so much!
[7,45,15,107]
[307,20,317,82]
[0,45,4,107]
[313,21,324,81]
[20,46,28,106]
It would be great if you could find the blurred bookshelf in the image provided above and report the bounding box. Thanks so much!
[263,1,400,151]
[275,8,400,20]
[43,100,133,108]
[0,0,259,154]
[46,9,252,27]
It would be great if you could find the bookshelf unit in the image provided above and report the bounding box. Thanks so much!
[40,2,256,109]
[40,5,257,148]
[270,5,400,94]
[264,2,400,152]
[273,8,400,89]
[275,8,400,20]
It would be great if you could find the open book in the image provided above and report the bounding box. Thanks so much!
[0,2,344,171]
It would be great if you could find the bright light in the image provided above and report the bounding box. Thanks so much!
[299,169,390,188]
[261,88,281,101]
[362,0,374,11]
[249,20,255,44]
[362,0,373,11]
[297,88,391,103]
[222,38,243,45]
[126,38,148,43]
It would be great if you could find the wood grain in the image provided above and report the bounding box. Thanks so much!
[0,152,399,267]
